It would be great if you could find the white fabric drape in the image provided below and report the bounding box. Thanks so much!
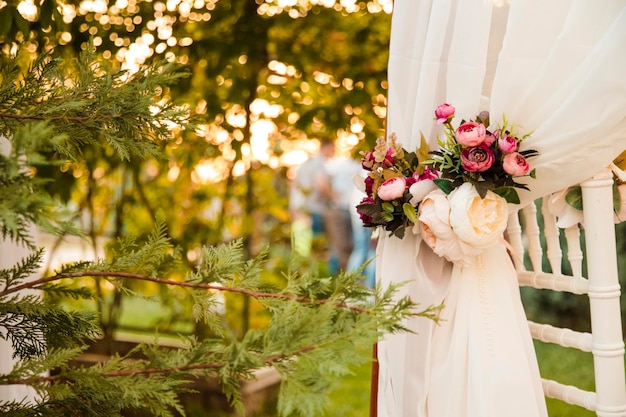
[378,1,626,416]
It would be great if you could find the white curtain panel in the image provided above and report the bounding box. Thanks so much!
[377,1,626,416]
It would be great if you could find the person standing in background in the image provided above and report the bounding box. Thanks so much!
[347,169,376,287]
[324,153,362,274]
[290,139,336,265]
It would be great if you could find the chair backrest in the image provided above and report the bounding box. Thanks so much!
[506,168,626,417]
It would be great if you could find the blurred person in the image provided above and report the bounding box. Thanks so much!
[290,139,336,262]
[324,153,362,274]
[347,171,376,287]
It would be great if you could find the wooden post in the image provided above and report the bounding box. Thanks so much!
[369,343,378,417]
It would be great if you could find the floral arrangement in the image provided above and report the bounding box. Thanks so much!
[356,103,540,265]
[429,103,538,204]
[356,134,438,239]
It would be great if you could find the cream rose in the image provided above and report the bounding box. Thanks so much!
[418,189,480,264]
[409,179,438,206]
[448,182,508,248]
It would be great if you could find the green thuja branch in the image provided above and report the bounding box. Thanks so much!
[0,45,193,248]
[0,47,191,162]
[0,230,435,417]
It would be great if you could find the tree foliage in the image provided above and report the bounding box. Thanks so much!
[0,0,394,357]
[0,30,438,416]
[0,0,391,248]
[1,228,429,416]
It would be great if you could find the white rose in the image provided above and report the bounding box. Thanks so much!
[409,179,438,207]
[449,182,508,248]
[418,189,480,264]
[546,188,584,228]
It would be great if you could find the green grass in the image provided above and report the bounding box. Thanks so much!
[323,360,374,417]
[534,340,596,417]
[319,341,597,417]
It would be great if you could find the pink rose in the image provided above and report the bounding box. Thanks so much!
[408,167,440,186]
[418,166,440,181]
[483,132,496,147]
[461,145,494,172]
[455,122,486,147]
[498,135,518,153]
[502,152,530,176]
[435,103,455,125]
[377,177,407,201]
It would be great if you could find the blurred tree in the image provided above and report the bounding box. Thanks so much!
[0,0,392,337]
[0,40,437,416]
[0,3,422,416]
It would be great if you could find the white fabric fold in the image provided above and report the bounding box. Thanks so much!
[378,1,626,416]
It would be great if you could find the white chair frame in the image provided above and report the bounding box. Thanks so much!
[507,168,626,417]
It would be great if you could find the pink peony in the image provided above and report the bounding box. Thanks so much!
[435,103,455,125]
[455,122,486,147]
[483,132,496,147]
[460,145,495,172]
[498,135,518,153]
[418,166,440,181]
[502,152,530,176]
[377,177,407,201]
[408,167,440,187]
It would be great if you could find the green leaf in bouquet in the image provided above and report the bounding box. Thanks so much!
[492,186,520,204]
[565,186,583,210]
[529,168,536,179]
[382,169,404,180]
[382,211,394,222]
[402,203,418,224]
[415,133,431,175]
[433,178,455,195]
[474,181,491,199]
[382,201,395,213]
[356,201,385,225]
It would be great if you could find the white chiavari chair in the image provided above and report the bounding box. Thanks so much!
[507,168,626,417]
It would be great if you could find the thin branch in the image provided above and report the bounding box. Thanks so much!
[0,112,114,123]
[0,271,371,314]
[1,343,318,386]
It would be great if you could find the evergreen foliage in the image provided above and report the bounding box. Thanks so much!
[0,46,190,248]
[0,45,437,416]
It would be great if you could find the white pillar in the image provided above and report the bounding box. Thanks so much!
[581,168,626,417]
